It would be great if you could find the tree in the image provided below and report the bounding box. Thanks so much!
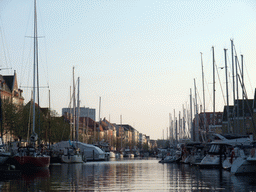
[142,142,149,152]
[1,99,27,141]
[1,99,70,144]
[48,116,70,143]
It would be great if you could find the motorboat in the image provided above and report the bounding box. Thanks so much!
[180,142,202,164]
[51,141,105,161]
[109,151,115,158]
[159,155,176,163]
[199,134,251,168]
[231,142,256,174]
[61,147,84,163]
[189,145,206,166]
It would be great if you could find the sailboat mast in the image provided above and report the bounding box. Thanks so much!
[212,46,215,126]
[169,113,172,144]
[194,78,199,142]
[98,96,101,141]
[190,88,193,141]
[72,66,76,141]
[224,48,230,133]
[201,52,207,135]
[69,86,72,139]
[235,55,239,134]
[231,39,235,132]
[76,77,80,143]
[120,115,122,149]
[32,0,37,134]
[48,89,51,147]
[241,54,245,134]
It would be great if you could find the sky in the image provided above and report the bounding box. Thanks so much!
[0,0,256,140]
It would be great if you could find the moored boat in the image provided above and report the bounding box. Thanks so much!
[51,141,105,161]
[199,134,251,168]
[230,142,256,174]
[12,0,50,170]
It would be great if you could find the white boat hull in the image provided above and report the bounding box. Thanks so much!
[159,155,176,163]
[231,157,256,174]
[52,141,105,161]
[199,155,221,168]
[109,152,115,158]
[128,153,134,158]
[61,155,83,163]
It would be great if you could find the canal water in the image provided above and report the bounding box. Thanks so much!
[1,158,256,191]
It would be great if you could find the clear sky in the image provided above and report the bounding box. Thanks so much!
[1,0,256,140]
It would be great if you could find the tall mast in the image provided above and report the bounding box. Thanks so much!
[182,106,184,139]
[212,46,216,126]
[231,39,235,132]
[32,0,38,135]
[201,52,207,135]
[190,88,193,141]
[169,113,172,144]
[76,77,80,143]
[235,55,239,134]
[72,66,76,141]
[48,89,51,147]
[194,79,199,142]
[241,54,245,134]
[174,109,177,144]
[224,49,230,133]
[179,111,181,141]
[86,108,89,143]
[98,96,101,141]
[120,114,122,149]
[69,86,72,139]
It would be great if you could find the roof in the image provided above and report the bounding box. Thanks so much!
[234,99,253,117]
[3,75,14,92]
[116,124,136,132]
[222,105,234,121]
[77,117,104,132]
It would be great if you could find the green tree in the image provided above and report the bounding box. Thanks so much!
[49,116,70,143]
[142,142,149,152]
[1,99,70,144]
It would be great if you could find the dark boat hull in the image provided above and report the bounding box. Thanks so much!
[13,156,50,170]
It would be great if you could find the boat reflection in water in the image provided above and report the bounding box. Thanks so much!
[0,159,256,191]
[48,159,256,191]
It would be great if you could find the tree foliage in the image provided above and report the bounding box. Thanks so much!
[1,99,70,143]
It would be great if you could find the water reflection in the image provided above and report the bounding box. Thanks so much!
[0,168,50,192]
[0,158,256,191]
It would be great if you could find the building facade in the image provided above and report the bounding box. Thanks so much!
[62,107,95,120]
[0,71,24,105]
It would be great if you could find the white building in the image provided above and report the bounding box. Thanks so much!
[62,107,96,120]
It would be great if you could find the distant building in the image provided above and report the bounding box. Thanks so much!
[0,71,24,143]
[199,111,223,133]
[0,70,24,105]
[62,107,95,120]
[222,96,255,136]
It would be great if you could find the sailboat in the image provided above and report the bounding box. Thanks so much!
[13,0,50,170]
[60,73,83,163]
